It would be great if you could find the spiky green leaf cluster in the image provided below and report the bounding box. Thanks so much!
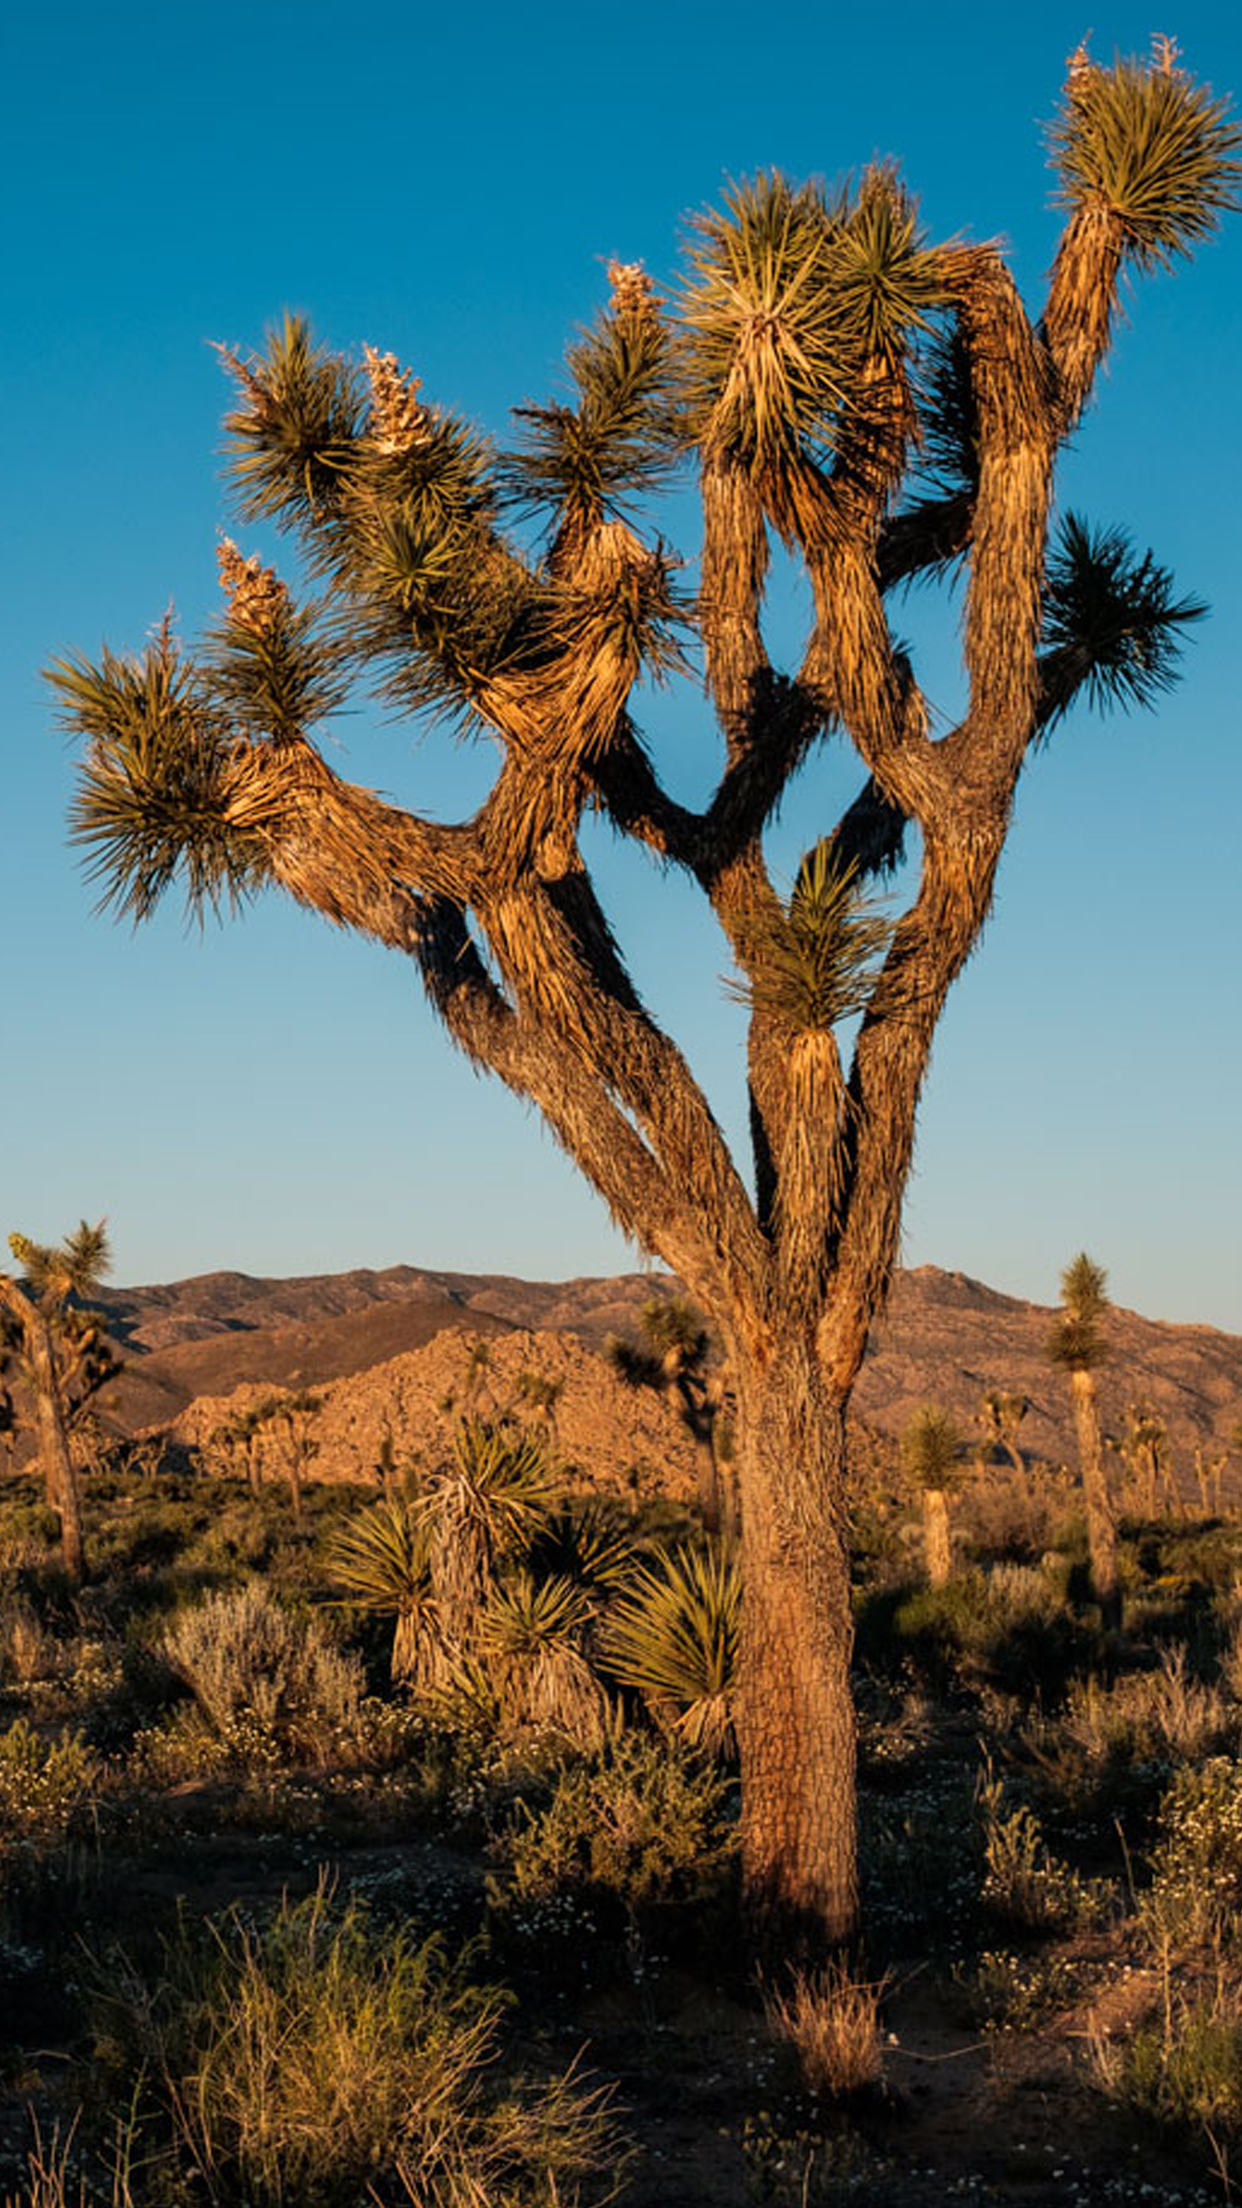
[7,1219,110,1301]
[430,1417,556,1556]
[901,1406,965,1491]
[1052,48,1242,270]
[601,1544,739,1755]
[640,1295,709,1366]
[915,324,978,499]
[733,846,893,1032]
[1041,512,1206,721]
[325,1499,433,1617]
[53,636,268,923]
[1047,1251,1110,1371]
[221,314,363,529]
[205,594,345,743]
[477,1570,594,1659]
[527,1503,637,1593]
[677,168,942,477]
[503,292,678,534]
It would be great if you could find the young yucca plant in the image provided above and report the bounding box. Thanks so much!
[425,1417,556,1638]
[901,1407,965,1590]
[323,1497,442,1687]
[600,1544,740,1758]
[477,1570,608,1742]
[526,1501,638,1595]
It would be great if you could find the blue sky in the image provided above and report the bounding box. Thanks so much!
[3,0,1240,1330]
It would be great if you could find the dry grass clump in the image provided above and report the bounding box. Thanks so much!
[764,1958,889,2096]
[92,1884,619,2208]
[1063,1644,1233,1768]
[0,1598,58,1686]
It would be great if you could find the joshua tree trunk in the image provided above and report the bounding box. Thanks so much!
[922,1488,952,1588]
[1071,1368,1118,1625]
[28,1316,85,1586]
[733,1335,857,1954]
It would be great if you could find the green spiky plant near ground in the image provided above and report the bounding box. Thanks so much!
[51,42,1239,1951]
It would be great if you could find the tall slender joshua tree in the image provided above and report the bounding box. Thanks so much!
[1048,1252,1119,1624]
[0,1221,114,1585]
[50,44,1237,1949]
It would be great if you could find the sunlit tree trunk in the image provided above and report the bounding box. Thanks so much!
[734,1334,858,1954]
[28,1316,85,1586]
[1072,1368,1118,1625]
[922,1488,952,1588]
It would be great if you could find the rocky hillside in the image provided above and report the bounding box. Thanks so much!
[13,1259,1237,1495]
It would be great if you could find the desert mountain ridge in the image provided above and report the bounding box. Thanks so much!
[64,1259,1242,1488]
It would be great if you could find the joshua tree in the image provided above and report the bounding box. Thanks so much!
[1047,1253,1119,1624]
[607,1297,731,1532]
[901,1406,965,1589]
[0,1221,115,1584]
[979,1389,1029,1479]
[269,1388,323,1521]
[1110,1401,1172,1517]
[52,44,1237,1948]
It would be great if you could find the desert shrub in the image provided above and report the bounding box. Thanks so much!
[968,1947,1085,2033]
[0,1598,61,1688]
[1140,1756,1242,1951]
[978,1776,1112,1932]
[0,1720,99,1839]
[91,1886,618,2208]
[1092,1991,1242,2144]
[491,1730,734,1919]
[765,1959,888,2095]
[159,1583,363,1766]
[863,1568,1093,1700]
[1071,1646,1230,1763]
[956,1467,1065,1560]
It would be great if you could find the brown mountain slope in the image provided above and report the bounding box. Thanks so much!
[17,1261,1237,1489]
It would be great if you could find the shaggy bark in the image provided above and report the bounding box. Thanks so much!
[733,1337,858,1952]
[922,1489,952,1589]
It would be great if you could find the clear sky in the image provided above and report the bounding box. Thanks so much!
[3,0,1240,1331]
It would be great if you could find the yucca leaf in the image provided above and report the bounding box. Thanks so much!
[1051,45,1242,270]
[901,1406,965,1490]
[729,847,892,1032]
[219,312,363,530]
[1040,510,1206,723]
[52,635,268,923]
[600,1544,739,1756]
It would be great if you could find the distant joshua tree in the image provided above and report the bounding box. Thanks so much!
[607,1297,731,1533]
[1110,1402,1173,1518]
[0,1220,117,1584]
[901,1406,965,1588]
[1047,1254,1118,1624]
[978,1389,1029,1479]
